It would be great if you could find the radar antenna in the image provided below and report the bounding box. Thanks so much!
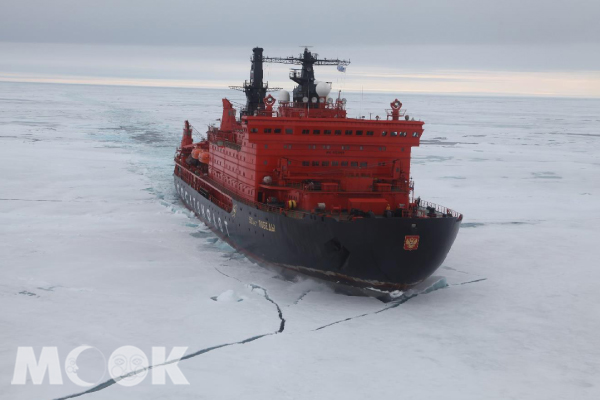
[262,47,350,105]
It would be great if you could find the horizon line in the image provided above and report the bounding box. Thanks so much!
[1,74,599,100]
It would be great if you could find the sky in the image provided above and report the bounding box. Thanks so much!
[1,0,599,97]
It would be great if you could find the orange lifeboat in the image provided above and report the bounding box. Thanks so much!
[199,151,210,164]
[191,148,210,163]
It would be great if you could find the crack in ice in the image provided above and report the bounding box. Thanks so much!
[214,265,242,283]
[452,278,487,285]
[247,284,286,333]
[51,269,286,400]
[314,278,450,331]
[214,267,285,332]
[290,290,311,306]
[53,334,276,400]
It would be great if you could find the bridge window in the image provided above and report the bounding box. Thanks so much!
[302,161,309,166]
[351,162,358,167]
[274,128,281,134]
[412,132,419,137]
[360,162,368,168]
[264,128,272,133]
[264,144,268,149]
[379,146,386,151]
[312,161,319,166]
[335,130,342,135]
[264,160,268,165]
[322,161,330,166]
[391,131,398,136]
[359,146,364,150]
[341,161,348,167]
[378,162,386,166]
[356,130,363,136]
[251,128,258,133]
[342,145,350,150]
[345,130,352,135]
[332,161,339,166]
[313,129,320,135]
[324,130,332,135]
[285,128,293,134]
[381,131,387,136]
[308,145,316,150]
[367,131,374,136]
[302,129,309,135]
[322,145,330,149]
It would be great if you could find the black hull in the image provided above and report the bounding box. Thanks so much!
[175,176,461,290]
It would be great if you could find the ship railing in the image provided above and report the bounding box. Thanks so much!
[175,161,234,212]
[276,101,347,119]
[178,162,313,220]
[385,108,407,119]
[418,199,462,219]
[222,141,242,151]
[255,110,279,117]
[208,131,239,144]
[277,101,346,110]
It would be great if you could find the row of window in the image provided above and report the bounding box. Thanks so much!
[249,127,420,137]
[301,129,375,136]
[274,144,390,151]
[300,160,388,168]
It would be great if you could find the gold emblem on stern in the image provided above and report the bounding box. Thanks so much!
[404,235,420,251]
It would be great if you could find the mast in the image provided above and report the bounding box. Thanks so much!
[246,47,267,116]
[228,47,267,117]
[230,47,283,116]
[263,48,350,107]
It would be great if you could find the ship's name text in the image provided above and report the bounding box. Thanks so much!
[249,216,276,232]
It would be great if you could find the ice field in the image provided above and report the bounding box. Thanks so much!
[1,82,599,399]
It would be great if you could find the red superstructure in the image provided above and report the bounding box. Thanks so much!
[197,96,420,217]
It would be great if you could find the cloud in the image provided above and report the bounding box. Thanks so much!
[0,0,598,47]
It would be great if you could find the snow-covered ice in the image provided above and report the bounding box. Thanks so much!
[1,82,599,399]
